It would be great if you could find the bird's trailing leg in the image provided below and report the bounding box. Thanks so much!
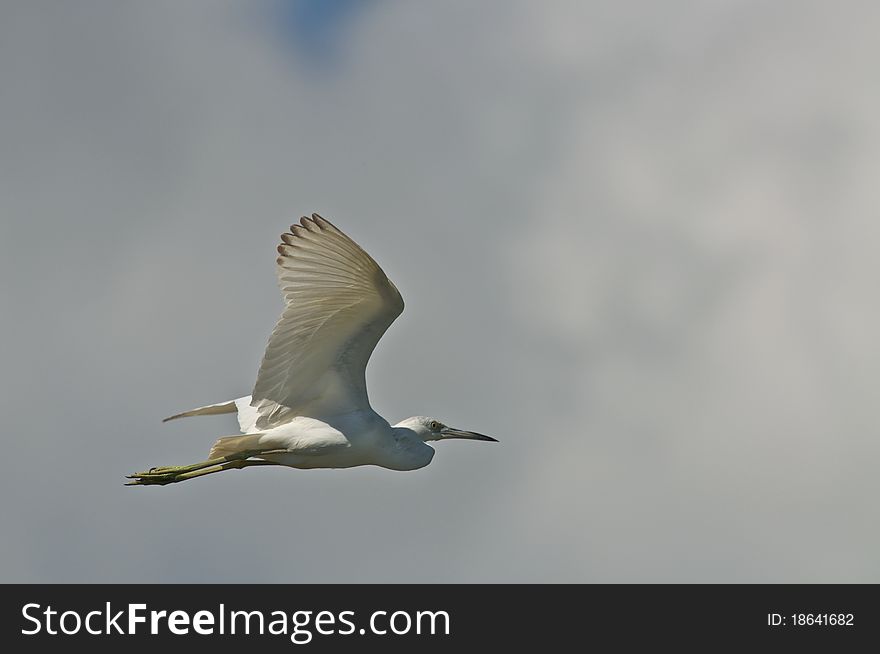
[125,452,278,486]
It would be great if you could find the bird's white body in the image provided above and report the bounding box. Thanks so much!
[200,400,436,471]
[264,415,435,471]
[129,214,493,486]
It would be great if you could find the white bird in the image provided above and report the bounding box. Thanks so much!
[127,214,495,485]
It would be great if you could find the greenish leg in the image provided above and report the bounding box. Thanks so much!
[125,453,278,486]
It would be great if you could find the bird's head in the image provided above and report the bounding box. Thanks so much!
[395,416,498,443]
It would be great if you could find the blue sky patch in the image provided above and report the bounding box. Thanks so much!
[271,0,375,69]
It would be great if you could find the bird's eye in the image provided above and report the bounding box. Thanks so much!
[431,421,440,431]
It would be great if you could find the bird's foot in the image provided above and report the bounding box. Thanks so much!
[125,465,190,486]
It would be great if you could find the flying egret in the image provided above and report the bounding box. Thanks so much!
[127,214,496,486]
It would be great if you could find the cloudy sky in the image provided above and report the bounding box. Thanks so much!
[2,0,878,582]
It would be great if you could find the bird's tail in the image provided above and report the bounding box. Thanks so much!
[162,396,261,434]
[163,400,237,422]
[208,433,267,459]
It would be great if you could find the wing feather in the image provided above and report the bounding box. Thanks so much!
[250,214,403,428]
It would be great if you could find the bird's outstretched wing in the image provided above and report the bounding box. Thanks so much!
[250,214,404,429]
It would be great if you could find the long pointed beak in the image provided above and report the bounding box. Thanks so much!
[440,427,498,442]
